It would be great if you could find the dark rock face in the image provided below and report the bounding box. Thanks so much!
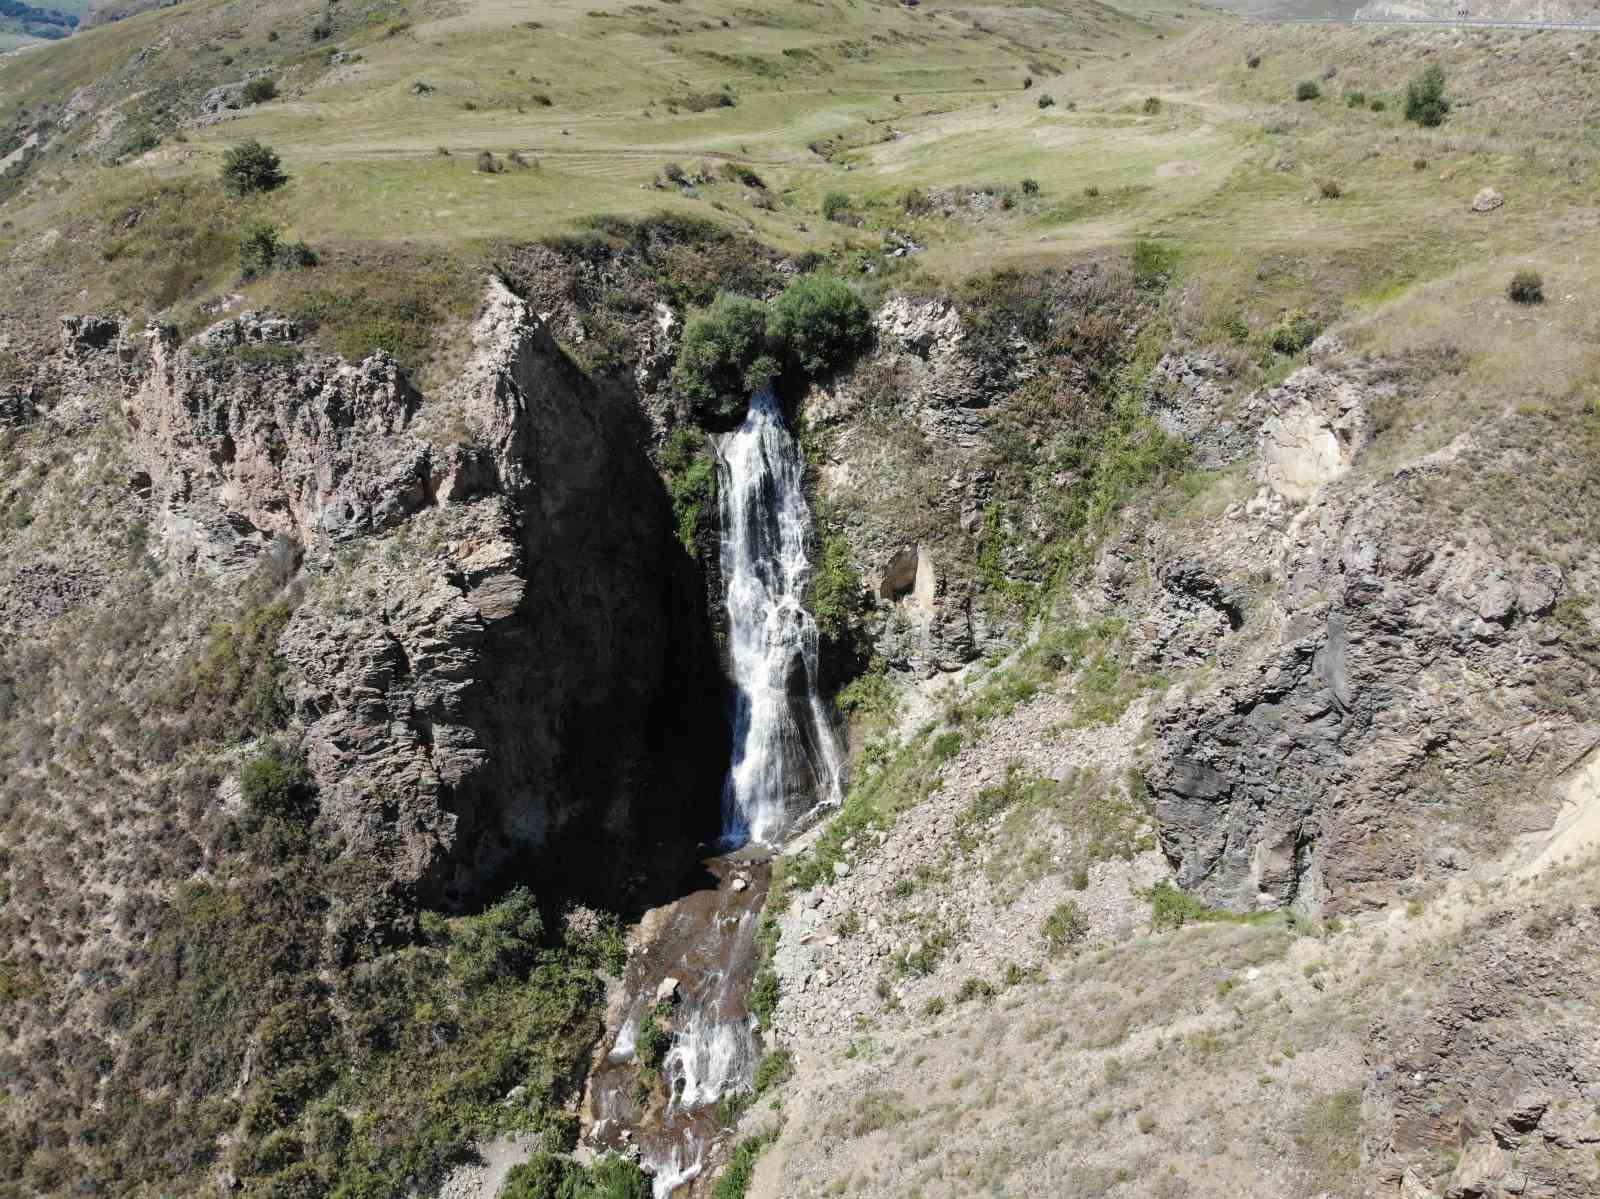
[90,281,726,916]
[1137,364,1600,913]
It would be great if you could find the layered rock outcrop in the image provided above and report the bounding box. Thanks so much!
[1134,362,1600,912]
[74,278,726,914]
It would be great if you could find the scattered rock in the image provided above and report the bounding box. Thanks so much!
[1470,187,1504,213]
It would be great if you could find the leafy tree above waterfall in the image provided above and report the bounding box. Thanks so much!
[675,293,779,426]
[768,274,872,377]
[674,274,872,426]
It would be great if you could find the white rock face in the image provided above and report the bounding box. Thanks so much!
[873,295,964,357]
[1256,367,1373,502]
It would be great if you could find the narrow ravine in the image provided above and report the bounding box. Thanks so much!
[585,390,842,1196]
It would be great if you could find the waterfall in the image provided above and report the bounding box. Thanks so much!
[716,388,844,845]
[591,390,842,1198]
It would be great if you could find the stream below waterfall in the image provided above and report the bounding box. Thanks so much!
[580,391,842,1196]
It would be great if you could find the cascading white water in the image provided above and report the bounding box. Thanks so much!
[716,388,844,845]
[601,391,843,1197]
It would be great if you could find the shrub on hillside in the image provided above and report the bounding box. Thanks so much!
[1043,900,1088,954]
[659,427,716,546]
[1020,177,1040,196]
[502,1152,650,1199]
[1507,270,1544,304]
[821,190,851,221]
[674,293,777,424]
[1270,308,1320,354]
[239,222,316,277]
[1370,97,1387,111]
[450,886,543,992]
[1295,80,1320,101]
[240,749,313,818]
[501,1152,575,1199]
[221,139,287,195]
[1141,96,1161,114]
[767,273,871,376]
[1037,93,1055,109]
[1404,64,1449,127]
[243,76,278,105]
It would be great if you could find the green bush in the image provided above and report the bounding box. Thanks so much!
[450,886,544,991]
[747,964,780,1023]
[1404,64,1449,127]
[1269,308,1320,354]
[635,1008,670,1070]
[709,1128,779,1199]
[243,76,278,105]
[221,139,288,195]
[754,1047,794,1093]
[1144,881,1210,930]
[1043,899,1089,954]
[240,222,282,279]
[808,526,866,647]
[1037,93,1055,109]
[506,1154,649,1199]
[501,1152,577,1199]
[1370,97,1387,112]
[767,273,871,376]
[930,731,962,762]
[239,223,317,278]
[955,976,995,1004]
[239,750,313,818]
[1294,80,1320,101]
[1020,177,1040,195]
[1343,89,1366,108]
[659,425,716,552]
[821,190,851,221]
[1507,269,1544,304]
[674,292,777,424]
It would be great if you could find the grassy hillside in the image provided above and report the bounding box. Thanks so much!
[4,0,1598,389]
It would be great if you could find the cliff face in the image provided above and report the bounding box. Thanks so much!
[64,277,724,913]
[1130,357,1598,913]
[805,297,1600,916]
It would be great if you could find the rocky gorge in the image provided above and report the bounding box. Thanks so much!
[1,220,1598,1198]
